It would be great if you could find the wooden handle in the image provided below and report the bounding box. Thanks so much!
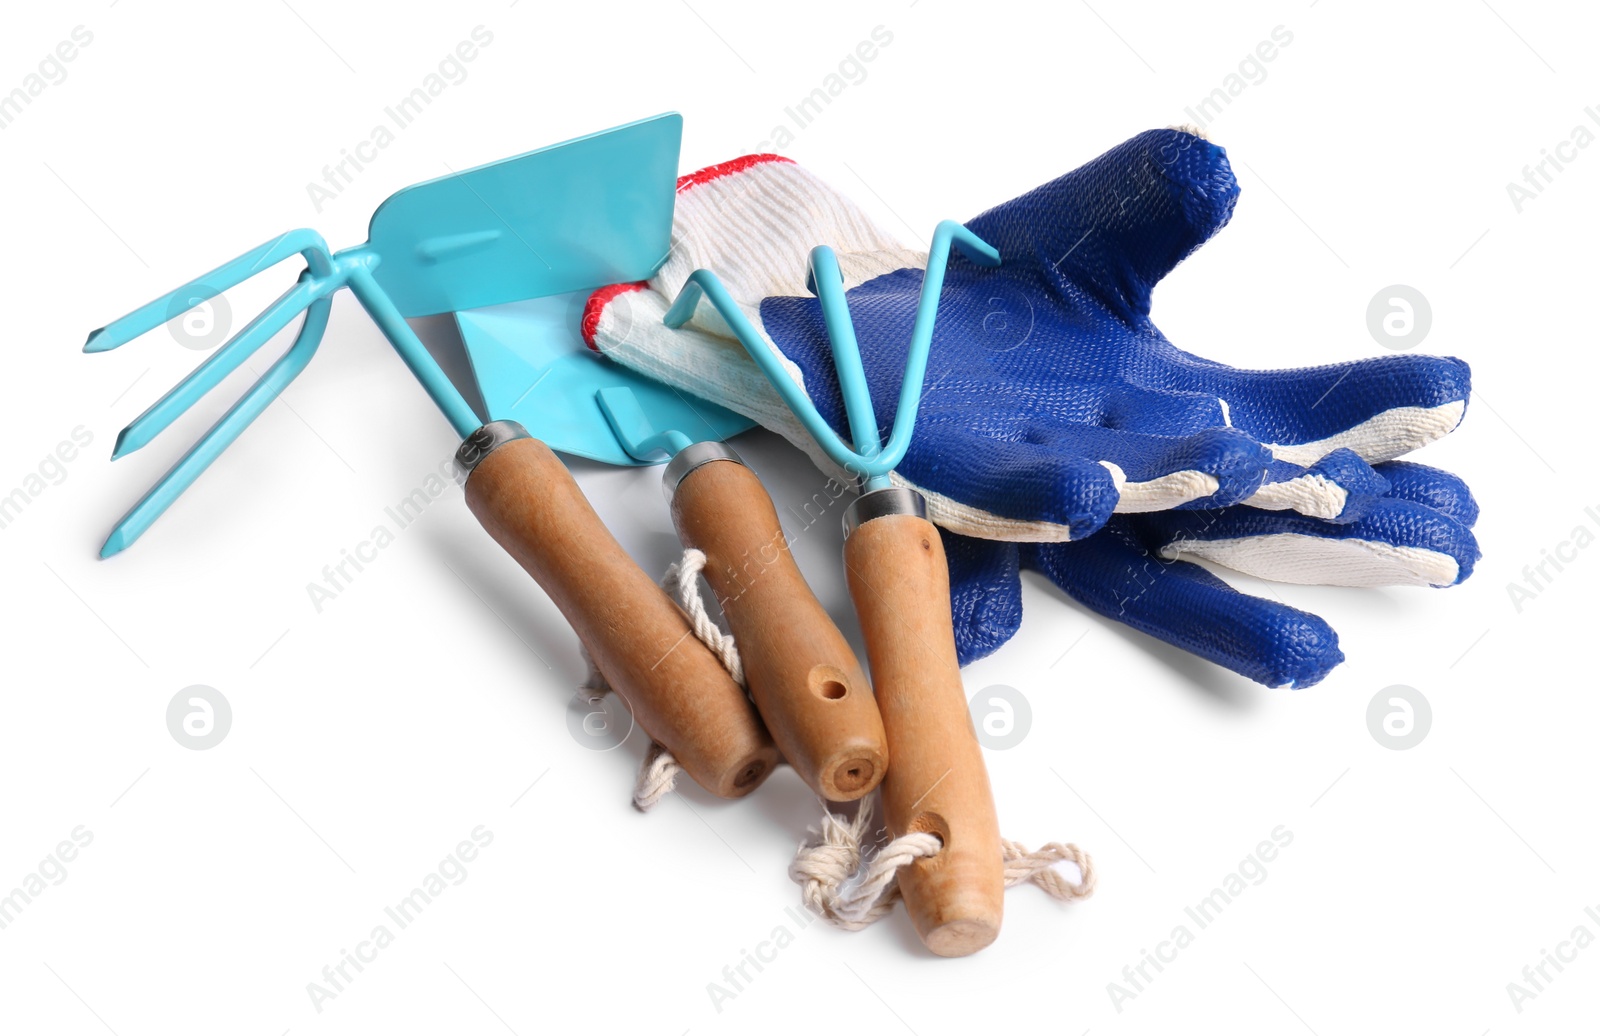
[671,456,886,802]
[462,433,779,798]
[843,510,1003,956]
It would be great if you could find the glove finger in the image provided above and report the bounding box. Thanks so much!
[1022,527,1343,689]
[965,127,1239,323]
[1137,496,1481,588]
[898,416,1124,540]
[942,531,1024,665]
[1241,448,1392,523]
[1373,461,1479,528]
[898,414,1284,538]
[1168,353,1471,465]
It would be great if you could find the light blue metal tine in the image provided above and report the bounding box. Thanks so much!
[84,229,332,353]
[112,278,321,459]
[806,247,880,462]
[91,116,693,558]
[666,220,1000,490]
[664,270,839,456]
[811,220,999,484]
[99,297,333,558]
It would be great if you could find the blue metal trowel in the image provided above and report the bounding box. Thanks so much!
[452,291,750,466]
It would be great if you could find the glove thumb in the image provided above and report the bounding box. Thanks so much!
[966,127,1239,323]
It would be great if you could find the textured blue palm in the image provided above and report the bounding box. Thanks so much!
[759,129,1471,538]
[752,128,1480,686]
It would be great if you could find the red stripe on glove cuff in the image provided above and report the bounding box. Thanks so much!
[676,153,794,193]
[580,280,648,350]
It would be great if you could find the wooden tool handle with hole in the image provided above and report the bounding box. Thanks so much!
[669,448,886,802]
[842,491,1003,956]
[458,423,779,798]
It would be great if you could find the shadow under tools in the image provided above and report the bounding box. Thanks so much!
[556,454,702,577]
[408,313,489,423]
[1022,573,1264,710]
[639,527,699,585]
[405,479,762,801]
[1108,619,1265,709]
[416,511,686,796]
[673,754,857,850]
[665,760,935,951]
[412,516,585,689]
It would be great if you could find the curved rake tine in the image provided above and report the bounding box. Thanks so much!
[100,296,333,558]
[665,219,1000,485]
[809,220,999,480]
[663,269,827,441]
[113,278,322,458]
[805,247,879,460]
[84,228,331,353]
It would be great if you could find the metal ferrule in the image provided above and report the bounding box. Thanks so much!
[663,440,743,502]
[453,420,531,483]
[842,486,927,539]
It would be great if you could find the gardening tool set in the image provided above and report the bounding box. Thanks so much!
[85,113,1479,957]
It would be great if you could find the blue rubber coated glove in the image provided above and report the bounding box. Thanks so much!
[759,129,1470,540]
[584,136,1481,686]
[750,130,1479,686]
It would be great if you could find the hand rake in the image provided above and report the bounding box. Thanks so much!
[86,114,780,798]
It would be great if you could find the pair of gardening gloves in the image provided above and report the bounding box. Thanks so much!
[582,130,1480,688]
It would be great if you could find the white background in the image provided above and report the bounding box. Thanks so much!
[2,1,1595,1033]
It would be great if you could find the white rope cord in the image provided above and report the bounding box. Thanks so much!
[631,741,682,811]
[791,801,1096,929]
[789,807,938,929]
[663,549,744,685]
[586,550,1100,927]
[579,549,743,811]
[1003,838,1097,902]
